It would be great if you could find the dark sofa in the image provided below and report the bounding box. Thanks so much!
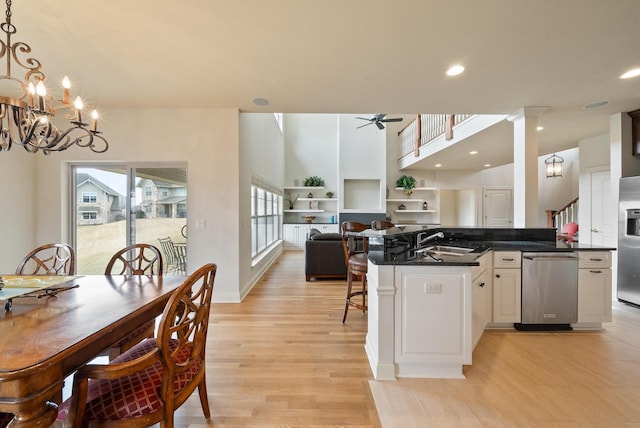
[304,229,347,281]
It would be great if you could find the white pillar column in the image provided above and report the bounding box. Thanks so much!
[508,107,548,227]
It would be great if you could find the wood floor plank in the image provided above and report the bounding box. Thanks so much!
[169,251,640,427]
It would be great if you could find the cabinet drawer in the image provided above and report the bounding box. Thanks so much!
[493,251,521,268]
[578,251,611,268]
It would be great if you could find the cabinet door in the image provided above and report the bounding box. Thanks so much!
[493,268,521,323]
[320,224,339,234]
[283,224,309,250]
[578,268,612,322]
[472,269,490,348]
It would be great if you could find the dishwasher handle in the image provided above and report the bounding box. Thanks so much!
[523,254,578,261]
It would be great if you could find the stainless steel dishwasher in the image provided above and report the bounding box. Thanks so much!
[519,252,578,330]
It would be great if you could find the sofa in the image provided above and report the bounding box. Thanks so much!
[304,228,347,281]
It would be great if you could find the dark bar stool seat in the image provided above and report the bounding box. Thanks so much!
[341,221,369,323]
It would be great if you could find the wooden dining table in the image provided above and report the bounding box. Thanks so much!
[0,274,186,427]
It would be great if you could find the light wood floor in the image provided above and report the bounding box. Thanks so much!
[173,251,640,427]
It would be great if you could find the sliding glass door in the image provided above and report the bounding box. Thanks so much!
[72,164,187,274]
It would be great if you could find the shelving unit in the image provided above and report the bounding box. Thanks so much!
[386,187,439,223]
[283,186,338,224]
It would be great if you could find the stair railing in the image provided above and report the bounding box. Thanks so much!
[398,113,473,159]
[545,197,579,230]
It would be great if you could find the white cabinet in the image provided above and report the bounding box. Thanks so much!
[283,223,339,250]
[282,224,310,250]
[577,252,612,323]
[386,187,439,224]
[472,266,491,349]
[492,251,521,324]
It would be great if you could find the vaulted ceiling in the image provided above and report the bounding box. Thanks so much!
[12,0,640,169]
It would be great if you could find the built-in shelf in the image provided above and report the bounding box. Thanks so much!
[394,209,437,213]
[387,198,427,203]
[284,209,324,213]
[284,186,325,190]
[394,187,437,191]
[297,198,337,202]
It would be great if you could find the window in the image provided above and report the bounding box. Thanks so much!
[82,192,97,203]
[251,179,282,261]
[72,165,187,275]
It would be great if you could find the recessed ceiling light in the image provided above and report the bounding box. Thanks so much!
[583,100,609,109]
[251,97,269,106]
[484,164,491,167]
[446,65,465,76]
[537,126,544,131]
[435,163,442,168]
[620,68,640,79]
[469,150,478,155]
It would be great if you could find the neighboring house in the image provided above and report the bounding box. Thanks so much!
[137,178,187,219]
[76,173,125,225]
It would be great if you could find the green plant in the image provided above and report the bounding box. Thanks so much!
[303,176,325,187]
[395,175,416,190]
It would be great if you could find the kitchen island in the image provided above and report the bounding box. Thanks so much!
[362,226,616,380]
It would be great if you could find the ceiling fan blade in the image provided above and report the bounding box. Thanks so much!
[357,122,373,129]
[375,122,385,130]
[380,118,403,123]
[355,117,373,121]
[374,114,387,121]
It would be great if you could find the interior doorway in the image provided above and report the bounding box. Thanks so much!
[483,188,513,227]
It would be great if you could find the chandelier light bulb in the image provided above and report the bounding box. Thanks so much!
[91,109,99,132]
[0,1,108,154]
[62,76,71,104]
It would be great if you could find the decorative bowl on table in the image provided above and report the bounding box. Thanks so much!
[302,215,316,223]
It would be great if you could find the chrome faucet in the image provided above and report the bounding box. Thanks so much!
[416,231,444,247]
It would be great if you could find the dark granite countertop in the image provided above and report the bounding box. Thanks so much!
[362,227,616,266]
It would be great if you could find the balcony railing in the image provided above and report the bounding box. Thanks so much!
[398,114,473,159]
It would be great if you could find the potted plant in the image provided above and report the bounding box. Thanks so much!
[396,175,416,196]
[303,176,325,187]
[284,191,299,209]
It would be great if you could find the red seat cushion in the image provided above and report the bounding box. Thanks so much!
[57,338,201,422]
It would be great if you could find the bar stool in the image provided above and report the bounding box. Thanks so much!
[341,221,369,323]
[371,220,395,230]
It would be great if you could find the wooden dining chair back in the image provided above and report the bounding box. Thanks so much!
[58,263,217,428]
[340,222,369,323]
[105,243,164,276]
[104,244,164,357]
[371,220,395,230]
[15,243,75,275]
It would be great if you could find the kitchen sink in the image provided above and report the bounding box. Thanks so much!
[422,245,474,256]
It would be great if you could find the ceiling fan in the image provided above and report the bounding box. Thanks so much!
[356,114,403,130]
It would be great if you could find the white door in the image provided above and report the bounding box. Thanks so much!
[590,170,615,246]
[483,188,513,227]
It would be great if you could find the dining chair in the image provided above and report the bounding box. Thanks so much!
[57,263,217,428]
[15,243,75,275]
[341,221,369,323]
[104,244,164,358]
[371,220,395,230]
[158,237,187,275]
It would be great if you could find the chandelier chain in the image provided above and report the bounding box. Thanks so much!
[5,0,10,24]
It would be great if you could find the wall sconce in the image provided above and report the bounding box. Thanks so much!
[545,153,564,178]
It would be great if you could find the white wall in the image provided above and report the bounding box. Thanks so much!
[0,150,38,272]
[338,115,386,212]
[239,113,285,299]
[24,108,243,302]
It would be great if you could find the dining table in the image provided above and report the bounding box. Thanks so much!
[0,274,186,427]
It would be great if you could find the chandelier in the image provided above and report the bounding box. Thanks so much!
[0,0,108,154]
[545,153,564,178]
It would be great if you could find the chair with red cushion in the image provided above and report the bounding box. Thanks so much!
[557,222,578,242]
[57,263,217,428]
